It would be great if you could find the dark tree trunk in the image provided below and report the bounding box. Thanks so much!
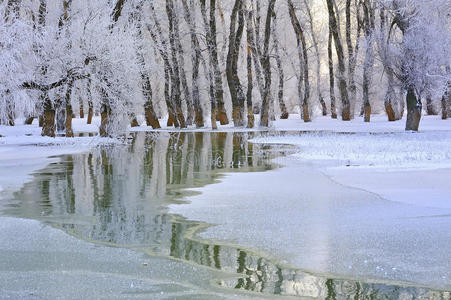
[362,0,375,122]
[4,4,21,135]
[59,0,74,136]
[148,3,179,128]
[171,1,193,126]
[346,0,362,117]
[246,8,255,128]
[326,0,351,121]
[200,0,217,129]
[93,0,127,135]
[426,93,437,115]
[259,0,276,127]
[272,12,288,120]
[246,2,265,117]
[141,72,160,129]
[5,91,15,126]
[378,6,400,121]
[166,0,186,128]
[36,0,54,136]
[25,117,34,125]
[79,98,84,119]
[226,0,246,127]
[304,0,327,116]
[65,81,74,137]
[442,81,450,120]
[41,94,56,137]
[56,96,65,133]
[405,87,422,131]
[288,0,310,122]
[134,2,160,129]
[328,30,337,119]
[99,88,111,137]
[384,77,397,121]
[181,0,204,128]
[4,0,21,20]
[87,79,93,124]
[209,0,228,125]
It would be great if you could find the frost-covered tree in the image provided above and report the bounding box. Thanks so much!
[382,0,451,130]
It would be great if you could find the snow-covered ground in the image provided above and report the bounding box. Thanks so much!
[251,115,451,209]
[131,113,451,133]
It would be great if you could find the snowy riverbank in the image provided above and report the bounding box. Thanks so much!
[251,115,451,209]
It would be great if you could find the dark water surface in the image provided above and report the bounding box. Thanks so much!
[2,132,449,299]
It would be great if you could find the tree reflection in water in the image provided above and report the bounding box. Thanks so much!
[5,132,450,299]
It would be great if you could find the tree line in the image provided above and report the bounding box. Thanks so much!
[0,0,450,136]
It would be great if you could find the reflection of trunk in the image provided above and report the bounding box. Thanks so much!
[181,0,204,128]
[271,13,288,120]
[328,31,337,119]
[304,0,327,116]
[226,0,246,126]
[259,0,276,127]
[405,87,422,131]
[288,0,310,122]
[326,0,350,121]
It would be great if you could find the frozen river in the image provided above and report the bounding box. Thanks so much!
[0,131,450,298]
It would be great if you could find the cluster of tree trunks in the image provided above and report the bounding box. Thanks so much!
[2,0,449,135]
